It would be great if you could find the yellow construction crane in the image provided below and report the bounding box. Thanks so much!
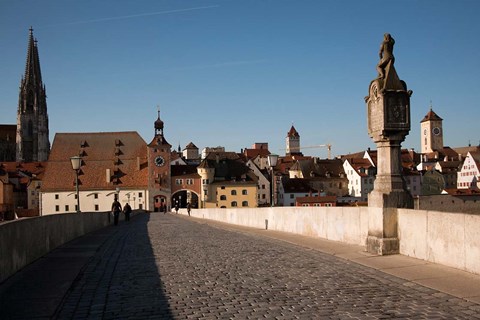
[280,144,332,159]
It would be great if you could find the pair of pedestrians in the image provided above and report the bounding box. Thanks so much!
[111,196,132,225]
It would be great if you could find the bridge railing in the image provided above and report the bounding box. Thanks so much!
[0,212,110,283]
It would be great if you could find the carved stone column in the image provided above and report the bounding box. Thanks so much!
[365,34,413,255]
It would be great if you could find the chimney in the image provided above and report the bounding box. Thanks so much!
[106,169,111,183]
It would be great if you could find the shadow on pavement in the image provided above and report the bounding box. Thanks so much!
[0,212,174,319]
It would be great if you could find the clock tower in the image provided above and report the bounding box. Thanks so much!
[420,107,443,153]
[147,109,172,211]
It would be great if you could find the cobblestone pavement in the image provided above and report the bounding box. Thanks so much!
[54,213,480,319]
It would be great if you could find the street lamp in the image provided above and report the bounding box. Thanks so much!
[267,154,278,207]
[70,155,82,212]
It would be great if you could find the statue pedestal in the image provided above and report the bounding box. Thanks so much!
[365,57,413,255]
[366,140,413,255]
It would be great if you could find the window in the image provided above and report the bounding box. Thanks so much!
[75,205,78,211]
[65,205,69,212]
[242,201,248,207]
[220,195,227,200]
[186,179,193,185]
[55,194,59,200]
[262,194,266,199]
[290,194,294,199]
[261,184,265,189]
[231,190,237,195]
[75,194,78,199]
[202,179,209,185]
[139,204,143,210]
[55,205,59,212]
[242,190,247,195]
[139,192,143,198]
[231,201,237,207]
[176,179,183,185]
[31,190,35,196]
[95,204,99,211]
[94,194,98,199]
[221,186,225,189]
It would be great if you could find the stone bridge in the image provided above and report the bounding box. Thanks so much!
[1,209,480,319]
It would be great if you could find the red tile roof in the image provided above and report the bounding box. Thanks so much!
[243,148,270,160]
[420,109,443,123]
[42,132,148,192]
[287,125,299,138]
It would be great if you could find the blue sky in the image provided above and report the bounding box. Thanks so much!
[1,0,479,158]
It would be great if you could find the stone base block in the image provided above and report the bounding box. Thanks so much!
[369,189,413,209]
[366,235,399,255]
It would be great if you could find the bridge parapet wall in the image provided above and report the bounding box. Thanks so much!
[398,209,480,274]
[0,212,110,283]
[189,207,369,246]
[187,207,480,275]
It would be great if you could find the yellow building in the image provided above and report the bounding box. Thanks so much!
[198,152,258,208]
[214,182,257,208]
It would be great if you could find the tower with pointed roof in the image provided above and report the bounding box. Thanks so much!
[147,109,172,211]
[286,125,302,156]
[420,106,443,153]
[16,27,50,162]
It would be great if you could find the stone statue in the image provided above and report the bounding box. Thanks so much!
[376,33,395,79]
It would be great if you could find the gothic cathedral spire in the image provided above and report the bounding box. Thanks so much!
[16,27,50,162]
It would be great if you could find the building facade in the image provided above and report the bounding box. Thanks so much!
[197,152,258,208]
[457,152,480,189]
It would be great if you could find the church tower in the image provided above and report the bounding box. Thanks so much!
[420,106,443,153]
[147,109,172,211]
[286,125,302,156]
[16,27,50,162]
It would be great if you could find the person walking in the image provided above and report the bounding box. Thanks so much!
[123,202,132,222]
[174,203,179,214]
[187,202,191,216]
[111,195,122,226]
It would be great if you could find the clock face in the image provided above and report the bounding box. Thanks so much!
[154,156,165,167]
[432,127,441,136]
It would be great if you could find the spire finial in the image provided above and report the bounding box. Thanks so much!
[29,26,34,35]
[429,100,433,111]
[157,105,160,119]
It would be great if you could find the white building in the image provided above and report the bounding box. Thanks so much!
[343,158,375,202]
[246,159,270,206]
[41,132,151,214]
[457,152,480,189]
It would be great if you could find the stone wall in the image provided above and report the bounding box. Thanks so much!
[0,212,110,283]
[186,206,369,246]
[414,194,480,214]
[398,209,480,274]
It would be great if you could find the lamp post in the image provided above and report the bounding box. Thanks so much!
[70,155,82,212]
[267,154,279,207]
